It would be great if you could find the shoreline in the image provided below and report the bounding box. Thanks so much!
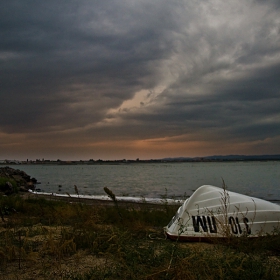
[21,191,182,210]
[25,190,280,206]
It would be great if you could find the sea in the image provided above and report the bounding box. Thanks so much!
[7,161,280,203]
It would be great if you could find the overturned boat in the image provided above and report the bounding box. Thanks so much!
[164,185,280,241]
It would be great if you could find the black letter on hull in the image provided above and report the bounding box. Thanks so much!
[207,216,217,233]
[243,217,251,234]
[229,216,238,234]
[192,216,208,232]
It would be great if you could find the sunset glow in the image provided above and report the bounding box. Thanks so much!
[1,0,280,161]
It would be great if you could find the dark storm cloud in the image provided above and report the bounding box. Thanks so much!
[1,0,280,158]
[116,62,280,142]
[0,0,176,131]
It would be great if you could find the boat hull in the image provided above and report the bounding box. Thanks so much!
[164,185,280,241]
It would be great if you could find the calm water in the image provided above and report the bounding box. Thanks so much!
[7,162,280,201]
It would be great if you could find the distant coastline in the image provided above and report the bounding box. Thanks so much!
[1,154,280,165]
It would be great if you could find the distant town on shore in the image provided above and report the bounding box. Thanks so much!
[1,154,280,165]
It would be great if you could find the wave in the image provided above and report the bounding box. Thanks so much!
[28,190,184,205]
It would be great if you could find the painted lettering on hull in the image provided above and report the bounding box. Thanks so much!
[192,216,251,235]
[192,215,217,233]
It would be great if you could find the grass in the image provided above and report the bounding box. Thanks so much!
[0,177,17,187]
[0,193,279,280]
[0,177,18,193]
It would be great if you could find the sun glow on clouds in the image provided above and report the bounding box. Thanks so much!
[108,89,157,112]
[0,132,25,147]
[104,87,165,123]
[1,0,280,160]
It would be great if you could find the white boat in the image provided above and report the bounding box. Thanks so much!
[164,185,280,241]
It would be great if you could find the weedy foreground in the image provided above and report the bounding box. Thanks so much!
[0,192,279,280]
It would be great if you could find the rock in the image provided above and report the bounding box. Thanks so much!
[3,181,14,195]
[26,181,35,189]
[0,166,37,195]
[31,177,37,184]
[0,182,13,195]
[19,186,28,192]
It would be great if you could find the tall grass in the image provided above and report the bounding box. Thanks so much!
[0,193,279,279]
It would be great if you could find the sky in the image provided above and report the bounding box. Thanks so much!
[1,0,280,161]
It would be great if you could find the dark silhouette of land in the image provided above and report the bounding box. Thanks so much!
[1,154,280,165]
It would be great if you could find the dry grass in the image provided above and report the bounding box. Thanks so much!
[0,192,279,280]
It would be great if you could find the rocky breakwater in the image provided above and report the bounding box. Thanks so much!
[0,166,37,195]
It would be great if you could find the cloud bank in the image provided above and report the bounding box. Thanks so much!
[1,0,280,159]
